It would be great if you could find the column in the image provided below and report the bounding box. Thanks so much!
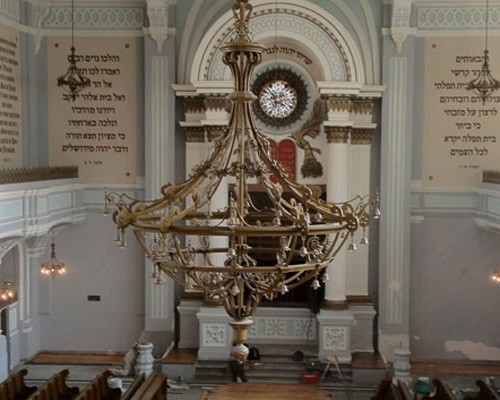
[317,125,353,363]
[324,126,350,309]
[143,39,176,351]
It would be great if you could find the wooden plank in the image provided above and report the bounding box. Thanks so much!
[202,383,334,400]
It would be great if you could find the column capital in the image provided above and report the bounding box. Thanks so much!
[146,0,176,53]
[351,128,375,145]
[325,126,351,144]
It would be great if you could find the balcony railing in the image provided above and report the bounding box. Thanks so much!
[0,166,78,184]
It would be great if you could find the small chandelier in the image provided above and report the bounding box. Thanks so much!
[0,282,16,302]
[105,0,379,362]
[41,241,67,279]
[466,0,500,104]
[56,0,90,101]
[492,271,500,283]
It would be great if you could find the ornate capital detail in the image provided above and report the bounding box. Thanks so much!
[351,128,374,145]
[147,0,171,53]
[325,126,350,144]
[185,127,205,143]
[206,126,226,142]
[352,100,374,118]
[184,97,205,114]
[205,97,230,113]
[391,0,411,54]
[327,97,352,114]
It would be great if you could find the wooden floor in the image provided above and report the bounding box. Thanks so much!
[29,350,500,378]
[202,382,335,399]
[28,351,125,365]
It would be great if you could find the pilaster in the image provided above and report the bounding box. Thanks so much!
[144,43,176,348]
[379,55,411,361]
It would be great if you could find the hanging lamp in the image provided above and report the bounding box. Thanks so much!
[57,0,90,101]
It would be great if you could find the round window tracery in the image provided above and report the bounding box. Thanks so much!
[259,80,298,119]
[252,67,308,128]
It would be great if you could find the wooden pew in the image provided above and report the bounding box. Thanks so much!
[371,379,403,400]
[74,370,120,400]
[120,373,145,400]
[0,368,37,400]
[432,379,457,400]
[476,380,500,400]
[397,380,414,400]
[127,372,167,400]
[27,369,79,400]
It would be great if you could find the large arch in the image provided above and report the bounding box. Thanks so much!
[189,0,366,85]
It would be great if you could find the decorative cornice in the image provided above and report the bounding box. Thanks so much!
[185,127,205,143]
[325,126,350,144]
[417,6,500,30]
[42,6,144,30]
[327,97,352,114]
[352,99,375,117]
[184,97,205,114]
[351,128,374,145]
[0,0,20,23]
[205,97,230,113]
[391,0,411,53]
[0,166,78,184]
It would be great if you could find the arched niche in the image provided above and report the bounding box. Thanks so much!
[190,0,365,85]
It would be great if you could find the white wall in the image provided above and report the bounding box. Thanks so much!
[410,216,500,360]
[39,213,145,352]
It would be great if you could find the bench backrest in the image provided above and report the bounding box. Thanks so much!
[433,379,457,400]
[477,380,500,400]
[27,369,79,400]
[74,370,121,400]
[128,372,167,400]
[0,368,37,400]
[120,373,145,400]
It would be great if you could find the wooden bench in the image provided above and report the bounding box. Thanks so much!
[120,373,145,400]
[27,369,79,400]
[0,368,37,400]
[433,379,457,400]
[476,380,500,400]
[127,372,167,400]
[74,370,120,400]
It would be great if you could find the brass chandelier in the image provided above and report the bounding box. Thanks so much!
[57,0,90,101]
[105,0,379,361]
[40,241,67,279]
[466,0,500,104]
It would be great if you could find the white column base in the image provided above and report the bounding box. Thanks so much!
[316,309,354,363]
[350,304,376,353]
[197,306,232,360]
[177,299,202,349]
